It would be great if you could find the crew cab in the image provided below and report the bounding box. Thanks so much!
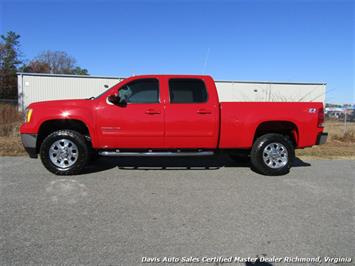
[20,75,327,176]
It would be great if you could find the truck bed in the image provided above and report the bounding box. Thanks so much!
[218,102,324,149]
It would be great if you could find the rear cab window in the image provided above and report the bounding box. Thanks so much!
[169,79,208,103]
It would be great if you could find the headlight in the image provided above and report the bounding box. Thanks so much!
[25,108,33,123]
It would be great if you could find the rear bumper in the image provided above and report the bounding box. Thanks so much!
[316,132,328,145]
[21,134,38,158]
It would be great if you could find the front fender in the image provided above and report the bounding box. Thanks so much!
[20,104,97,146]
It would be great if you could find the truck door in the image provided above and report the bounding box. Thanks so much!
[96,78,165,148]
[164,78,219,148]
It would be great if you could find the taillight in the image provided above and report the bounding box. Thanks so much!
[318,107,324,127]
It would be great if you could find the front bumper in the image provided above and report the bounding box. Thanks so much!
[316,132,328,145]
[21,134,38,158]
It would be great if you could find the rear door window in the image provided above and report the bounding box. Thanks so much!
[169,79,208,103]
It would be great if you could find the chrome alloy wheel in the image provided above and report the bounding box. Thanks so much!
[262,142,288,169]
[49,139,79,169]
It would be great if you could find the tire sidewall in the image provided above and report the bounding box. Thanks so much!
[40,130,89,175]
[251,134,295,176]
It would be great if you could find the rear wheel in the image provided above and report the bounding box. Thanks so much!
[40,130,89,175]
[250,133,294,176]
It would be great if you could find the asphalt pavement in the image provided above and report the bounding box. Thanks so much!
[0,156,354,265]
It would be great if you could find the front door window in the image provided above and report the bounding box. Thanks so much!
[118,79,159,104]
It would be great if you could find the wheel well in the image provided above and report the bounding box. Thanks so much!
[37,119,90,153]
[254,121,298,146]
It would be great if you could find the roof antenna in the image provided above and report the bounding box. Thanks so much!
[203,47,210,74]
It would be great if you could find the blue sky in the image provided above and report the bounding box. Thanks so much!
[1,0,354,103]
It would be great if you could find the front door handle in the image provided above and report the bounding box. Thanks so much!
[145,109,161,115]
[197,109,211,114]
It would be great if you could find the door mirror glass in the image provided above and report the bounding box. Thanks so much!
[108,94,127,107]
[108,94,119,104]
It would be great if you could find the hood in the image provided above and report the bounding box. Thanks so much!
[28,99,94,109]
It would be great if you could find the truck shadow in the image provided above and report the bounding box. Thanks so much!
[81,155,311,175]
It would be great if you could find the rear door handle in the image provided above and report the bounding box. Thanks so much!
[197,109,211,114]
[145,109,161,115]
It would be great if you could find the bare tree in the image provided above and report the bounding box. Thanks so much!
[35,50,76,74]
[21,60,50,73]
[22,50,89,75]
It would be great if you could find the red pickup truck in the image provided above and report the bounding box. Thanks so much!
[20,74,327,176]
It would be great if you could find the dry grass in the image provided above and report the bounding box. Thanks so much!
[0,103,23,137]
[0,103,25,156]
[331,129,355,143]
[0,136,25,156]
[0,103,354,159]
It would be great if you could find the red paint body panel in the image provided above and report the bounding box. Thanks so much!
[20,99,99,147]
[95,102,165,148]
[161,76,219,148]
[20,74,325,151]
[219,102,324,148]
[96,76,165,148]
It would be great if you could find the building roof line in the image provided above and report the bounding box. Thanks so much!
[17,72,125,80]
[16,72,326,85]
[215,80,326,85]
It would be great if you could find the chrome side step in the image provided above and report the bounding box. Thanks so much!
[98,150,214,157]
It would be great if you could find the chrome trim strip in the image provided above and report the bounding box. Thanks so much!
[98,151,214,157]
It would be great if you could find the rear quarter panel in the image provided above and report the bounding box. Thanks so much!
[219,102,324,148]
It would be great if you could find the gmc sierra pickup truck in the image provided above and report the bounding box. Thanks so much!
[20,74,327,176]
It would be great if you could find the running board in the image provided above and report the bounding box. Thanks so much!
[98,150,214,157]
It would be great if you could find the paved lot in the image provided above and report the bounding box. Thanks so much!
[0,156,354,265]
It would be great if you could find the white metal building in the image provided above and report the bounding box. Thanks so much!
[17,73,123,111]
[17,73,326,111]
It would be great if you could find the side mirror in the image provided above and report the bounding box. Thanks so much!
[108,94,127,106]
[108,94,119,104]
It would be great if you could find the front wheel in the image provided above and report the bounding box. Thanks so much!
[250,133,295,176]
[40,130,89,175]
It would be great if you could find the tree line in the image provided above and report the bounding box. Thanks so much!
[0,31,89,99]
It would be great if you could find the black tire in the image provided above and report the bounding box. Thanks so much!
[40,130,89,175]
[250,133,295,176]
